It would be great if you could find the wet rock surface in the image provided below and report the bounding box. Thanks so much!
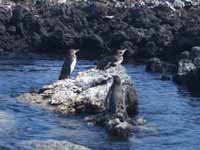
[17,65,137,115]
[173,46,200,93]
[181,67,200,94]
[145,57,177,73]
[17,65,138,137]
[85,113,134,139]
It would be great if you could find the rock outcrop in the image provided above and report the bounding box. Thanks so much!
[17,65,137,115]
[173,46,200,94]
[180,67,200,95]
[17,65,138,138]
[145,57,177,73]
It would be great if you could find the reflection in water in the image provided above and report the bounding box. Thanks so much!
[0,58,200,150]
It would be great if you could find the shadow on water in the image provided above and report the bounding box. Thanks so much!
[0,57,200,150]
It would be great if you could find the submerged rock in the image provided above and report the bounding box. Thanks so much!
[24,140,91,150]
[191,46,200,59]
[160,75,172,81]
[177,59,196,76]
[174,56,200,94]
[17,65,138,116]
[106,118,133,139]
[146,58,163,73]
[182,67,200,94]
[174,59,196,83]
[174,65,200,95]
[85,112,134,139]
[145,57,176,73]
[172,46,200,94]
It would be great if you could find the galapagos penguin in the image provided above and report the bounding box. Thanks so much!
[105,76,128,119]
[96,49,127,70]
[59,49,79,80]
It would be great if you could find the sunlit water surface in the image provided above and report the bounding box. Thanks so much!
[0,57,200,150]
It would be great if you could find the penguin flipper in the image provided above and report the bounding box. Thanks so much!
[105,84,113,112]
[96,60,112,70]
[58,61,71,80]
[103,62,112,70]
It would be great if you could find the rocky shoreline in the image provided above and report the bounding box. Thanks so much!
[1,0,200,92]
[0,0,199,58]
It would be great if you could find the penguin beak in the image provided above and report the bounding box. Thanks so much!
[121,48,127,55]
[118,49,127,55]
[123,48,127,52]
[75,49,80,53]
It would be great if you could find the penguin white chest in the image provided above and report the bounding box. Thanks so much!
[70,58,76,73]
[114,57,123,65]
[117,58,123,64]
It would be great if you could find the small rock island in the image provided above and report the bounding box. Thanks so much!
[17,65,138,138]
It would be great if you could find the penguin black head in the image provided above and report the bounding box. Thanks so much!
[113,75,121,85]
[68,49,79,55]
[116,49,127,56]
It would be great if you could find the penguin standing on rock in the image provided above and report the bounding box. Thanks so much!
[105,76,128,119]
[59,49,79,80]
[96,49,127,70]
